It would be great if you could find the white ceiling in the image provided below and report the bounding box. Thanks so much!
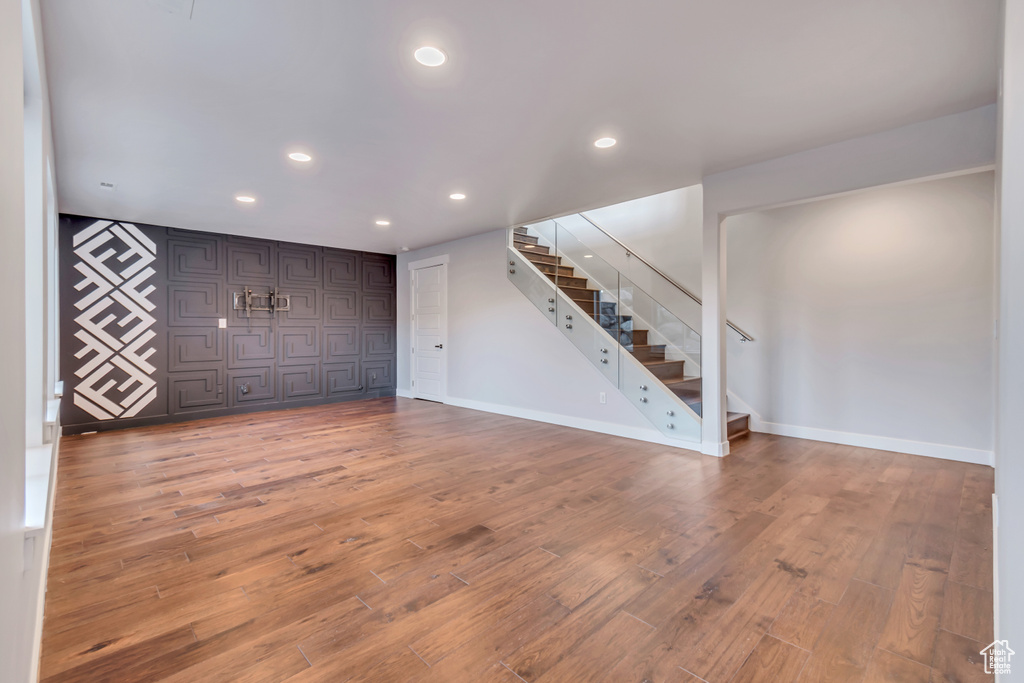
[41,0,998,254]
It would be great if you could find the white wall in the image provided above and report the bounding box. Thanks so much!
[0,0,32,680]
[577,184,704,297]
[23,0,57,450]
[396,229,690,447]
[996,0,1024,660]
[698,104,998,455]
[726,172,995,464]
[2,2,60,680]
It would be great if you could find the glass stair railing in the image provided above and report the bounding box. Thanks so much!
[505,221,704,444]
[507,215,754,445]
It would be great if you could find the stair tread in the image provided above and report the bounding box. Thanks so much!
[561,286,601,296]
[664,377,701,387]
[641,359,683,367]
[727,412,749,422]
[546,274,587,285]
[664,376,701,385]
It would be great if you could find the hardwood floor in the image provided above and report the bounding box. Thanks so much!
[40,398,994,682]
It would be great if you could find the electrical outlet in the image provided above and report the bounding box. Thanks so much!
[218,318,227,329]
[240,383,250,395]
[599,392,607,404]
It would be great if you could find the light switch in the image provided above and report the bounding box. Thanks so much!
[218,318,227,329]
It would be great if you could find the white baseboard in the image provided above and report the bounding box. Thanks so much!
[437,395,701,453]
[401,389,989,466]
[755,420,994,466]
[726,389,990,465]
[701,440,731,458]
[993,493,999,653]
[28,431,60,683]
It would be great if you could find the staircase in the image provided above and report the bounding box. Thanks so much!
[511,226,750,441]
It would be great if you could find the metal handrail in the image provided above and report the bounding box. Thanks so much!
[576,213,755,342]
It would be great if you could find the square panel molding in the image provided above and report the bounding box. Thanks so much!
[60,215,397,433]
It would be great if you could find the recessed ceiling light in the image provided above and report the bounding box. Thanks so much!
[594,137,617,149]
[235,195,256,203]
[449,193,466,200]
[414,46,447,67]
[400,247,410,252]
[584,254,594,258]
[375,220,391,227]
[288,152,312,162]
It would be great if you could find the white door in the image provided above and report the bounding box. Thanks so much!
[411,264,446,401]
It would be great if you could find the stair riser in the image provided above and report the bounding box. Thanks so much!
[667,381,701,406]
[573,299,619,316]
[728,415,750,439]
[645,361,686,381]
[515,234,539,245]
[631,346,666,362]
[515,241,549,255]
[596,314,630,332]
[630,329,649,346]
[548,274,588,289]
[513,226,529,235]
[559,285,601,300]
[670,390,702,408]
[522,252,561,266]
[534,263,576,277]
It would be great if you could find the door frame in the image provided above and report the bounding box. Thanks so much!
[408,255,449,403]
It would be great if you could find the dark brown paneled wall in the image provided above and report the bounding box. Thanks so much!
[59,215,396,434]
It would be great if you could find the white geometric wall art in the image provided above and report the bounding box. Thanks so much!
[71,220,158,420]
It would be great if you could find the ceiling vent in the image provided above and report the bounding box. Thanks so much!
[99,182,115,191]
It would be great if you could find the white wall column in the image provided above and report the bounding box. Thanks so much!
[700,209,729,456]
[0,0,30,680]
[996,0,1024,658]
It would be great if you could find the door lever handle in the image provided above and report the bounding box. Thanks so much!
[434,344,444,349]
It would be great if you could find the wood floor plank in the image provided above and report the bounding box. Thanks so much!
[680,560,806,682]
[931,629,993,682]
[532,610,656,683]
[39,398,994,683]
[501,565,660,681]
[730,635,809,683]
[769,591,834,650]
[852,471,934,589]
[420,595,570,681]
[941,581,994,644]
[875,561,947,665]
[949,469,995,591]
[862,648,931,683]
[796,579,894,682]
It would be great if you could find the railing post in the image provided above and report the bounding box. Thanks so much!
[701,211,730,457]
